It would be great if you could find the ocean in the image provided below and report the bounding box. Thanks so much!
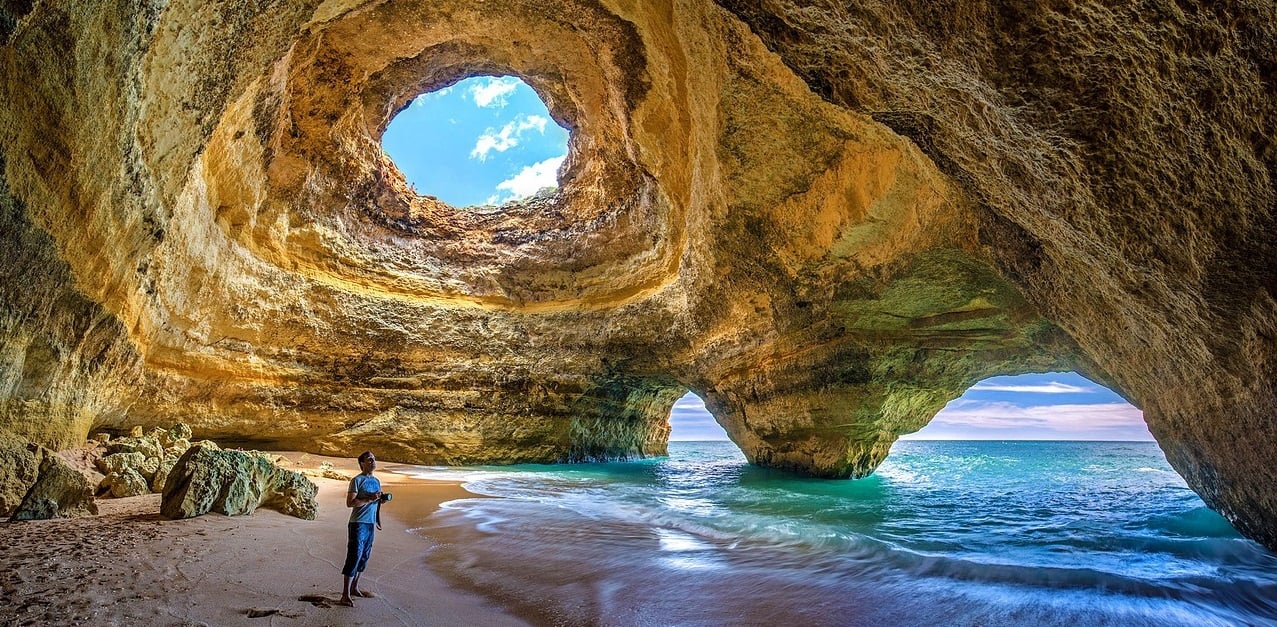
[403,441,1277,626]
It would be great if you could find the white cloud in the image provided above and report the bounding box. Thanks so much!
[969,381,1094,394]
[468,77,520,108]
[673,395,708,410]
[668,393,728,441]
[470,115,549,161]
[413,85,454,107]
[489,156,565,204]
[899,400,1149,440]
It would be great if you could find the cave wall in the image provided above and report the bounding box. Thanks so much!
[0,152,143,448]
[0,1,1274,547]
[713,0,1276,547]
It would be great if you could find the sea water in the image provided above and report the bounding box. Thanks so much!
[404,441,1277,626]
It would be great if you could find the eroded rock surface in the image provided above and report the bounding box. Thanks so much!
[161,443,318,520]
[12,448,98,520]
[0,2,1273,547]
[0,431,42,516]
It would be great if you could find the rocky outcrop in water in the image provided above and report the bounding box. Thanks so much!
[0,2,1273,548]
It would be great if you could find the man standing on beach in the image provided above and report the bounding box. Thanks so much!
[340,450,383,606]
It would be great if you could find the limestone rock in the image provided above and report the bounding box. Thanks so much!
[56,445,105,487]
[138,456,160,481]
[151,455,177,493]
[0,431,40,517]
[103,468,150,498]
[161,444,318,520]
[105,436,163,462]
[301,460,352,482]
[11,451,97,520]
[321,461,349,482]
[166,423,193,444]
[96,452,145,477]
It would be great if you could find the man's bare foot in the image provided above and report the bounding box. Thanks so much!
[337,597,355,607]
[354,590,377,598]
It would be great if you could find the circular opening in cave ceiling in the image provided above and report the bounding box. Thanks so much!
[381,76,570,209]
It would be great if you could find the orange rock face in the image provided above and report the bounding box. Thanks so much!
[0,2,1273,548]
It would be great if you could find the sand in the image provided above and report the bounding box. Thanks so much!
[0,452,527,626]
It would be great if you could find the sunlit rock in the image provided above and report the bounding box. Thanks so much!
[161,444,318,520]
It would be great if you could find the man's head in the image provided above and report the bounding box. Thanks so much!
[357,451,376,473]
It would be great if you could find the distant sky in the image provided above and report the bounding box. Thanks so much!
[668,372,1151,442]
[381,76,570,207]
[669,393,731,441]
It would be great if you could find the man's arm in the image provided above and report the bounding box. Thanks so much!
[346,490,381,508]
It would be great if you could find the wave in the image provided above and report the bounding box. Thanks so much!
[405,441,1277,625]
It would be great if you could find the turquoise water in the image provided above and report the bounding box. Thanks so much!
[407,441,1277,626]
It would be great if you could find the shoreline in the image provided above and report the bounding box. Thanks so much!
[0,451,527,626]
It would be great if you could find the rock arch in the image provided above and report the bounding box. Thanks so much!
[0,1,1273,550]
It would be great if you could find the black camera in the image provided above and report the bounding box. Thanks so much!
[378,492,392,503]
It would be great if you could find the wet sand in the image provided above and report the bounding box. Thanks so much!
[0,452,527,626]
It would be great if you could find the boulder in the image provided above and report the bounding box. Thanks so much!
[166,423,193,445]
[105,436,163,461]
[138,455,161,481]
[161,444,317,520]
[150,455,177,493]
[0,431,41,517]
[96,451,145,476]
[103,467,150,498]
[321,461,350,481]
[11,451,98,519]
[165,440,191,457]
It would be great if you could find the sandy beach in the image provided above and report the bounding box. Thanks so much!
[0,452,527,626]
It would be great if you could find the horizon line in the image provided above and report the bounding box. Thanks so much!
[669,438,1159,443]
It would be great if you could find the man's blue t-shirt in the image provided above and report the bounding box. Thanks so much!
[348,473,381,524]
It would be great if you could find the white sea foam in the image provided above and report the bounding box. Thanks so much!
[410,441,1277,625]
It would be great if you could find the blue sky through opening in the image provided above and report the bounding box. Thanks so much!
[381,76,569,207]
[669,372,1150,442]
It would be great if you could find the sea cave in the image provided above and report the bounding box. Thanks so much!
[1,0,1275,623]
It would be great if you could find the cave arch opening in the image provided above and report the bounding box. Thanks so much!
[667,391,730,442]
[871,371,1253,576]
[380,75,570,208]
[899,371,1150,442]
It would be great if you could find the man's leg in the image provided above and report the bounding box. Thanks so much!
[351,525,374,596]
[339,523,360,606]
[340,576,355,606]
